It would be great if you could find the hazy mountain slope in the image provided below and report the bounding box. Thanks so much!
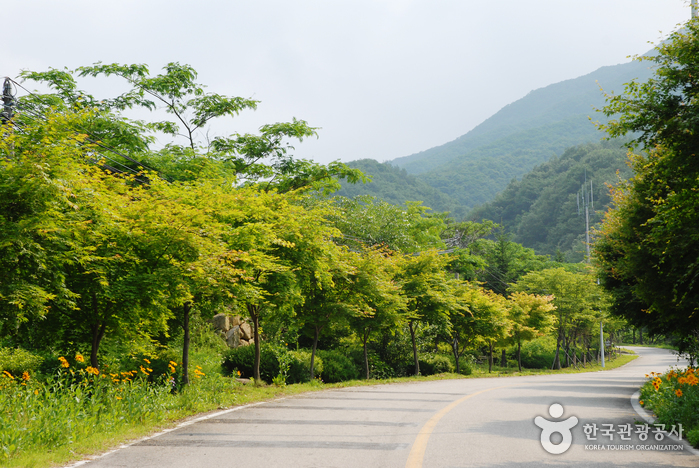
[334,159,461,215]
[391,59,653,176]
[468,140,633,261]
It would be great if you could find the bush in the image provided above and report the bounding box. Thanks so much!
[370,359,395,379]
[221,344,280,383]
[687,428,699,448]
[0,347,44,377]
[429,355,455,374]
[519,337,557,369]
[286,350,323,384]
[317,349,358,383]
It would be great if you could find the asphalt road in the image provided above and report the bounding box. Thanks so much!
[73,347,697,468]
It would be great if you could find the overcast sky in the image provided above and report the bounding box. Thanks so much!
[4,1,692,165]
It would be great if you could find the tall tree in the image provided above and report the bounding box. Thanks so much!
[506,292,556,371]
[595,19,699,337]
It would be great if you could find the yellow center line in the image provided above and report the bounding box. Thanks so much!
[405,384,514,468]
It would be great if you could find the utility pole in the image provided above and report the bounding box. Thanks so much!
[577,172,594,263]
[600,321,605,367]
[1,78,15,125]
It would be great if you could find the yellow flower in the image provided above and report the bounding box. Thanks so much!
[86,366,99,375]
[58,357,70,368]
[22,371,30,381]
[169,361,177,367]
[34,389,39,395]
[639,400,644,405]
[2,371,14,380]
[116,396,122,400]
[75,354,85,363]
[143,358,151,364]
[676,389,683,397]
[237,370,241,376]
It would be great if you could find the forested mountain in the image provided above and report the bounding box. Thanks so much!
[333,159,461,215]
[340,57,653,214]
[468,140,633,262]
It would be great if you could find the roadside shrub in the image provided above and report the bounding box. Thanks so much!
[429,355,455,374]
[317,349,358,383]
[0,347,44,376]
[519,336,557,369]
[221,344,280,383]
[370,359,395,379]
[287,350,323,384]
[639,368,699,444]
[687,428,699,448]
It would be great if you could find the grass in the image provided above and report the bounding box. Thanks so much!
[1,352,638,468]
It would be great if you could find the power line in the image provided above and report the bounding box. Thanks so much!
[5,77,162,178]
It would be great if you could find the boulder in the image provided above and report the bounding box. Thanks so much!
[212,313,230,332]
[240,322,253,341]
[226,326,241,348]
[231,316,242,327]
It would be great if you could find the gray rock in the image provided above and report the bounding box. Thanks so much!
[226,326,241,348]
[240,322,253,341]
[212,313,230,332]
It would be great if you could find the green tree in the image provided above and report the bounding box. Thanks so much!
[506,292,556,371]
[595,20,699,336]
[512,267,601,369]
[347,247,407,379]
[330,196,447,254]
[397,250,455,376]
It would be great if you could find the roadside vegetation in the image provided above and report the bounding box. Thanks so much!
[2,19,698,465]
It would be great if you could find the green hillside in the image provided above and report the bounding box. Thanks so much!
[334,159,461,215]
[468,140,633,262]
[391,59,652,176]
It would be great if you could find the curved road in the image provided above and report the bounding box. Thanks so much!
[75,347,696,467]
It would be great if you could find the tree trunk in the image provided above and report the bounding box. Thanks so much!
[632,328,636,344]
[252,309,261,383]
[310,325,321,379]
[90,322,106,369]
[182,302,192,385]
[501,349,507,367]
[89,293,106,369]
[488,342,493,373]
[517,340,522,372]
[553,327,562,370]
[363,327,370,380]
[408,321,420,376]
[639,328,644,345]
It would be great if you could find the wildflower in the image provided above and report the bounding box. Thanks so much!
[639,400,644,405]
[116,396,122,400]
[34,389,39,395]
[237,370,241,377]
[143,358,151,364]
[22,371,30,381]
[86,366,99,375]
[169,361,177,367]
[676,389,683,397]
[2,371,14,380]
[75,354,85,363]
[58,357,70,368]
[140,365,150,376]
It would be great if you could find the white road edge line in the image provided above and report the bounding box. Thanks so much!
[61,396,291,468]
[630,390,699,457]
